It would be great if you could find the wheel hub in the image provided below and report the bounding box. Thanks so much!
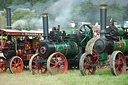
[58,63,61,67]
[119,61,123,67]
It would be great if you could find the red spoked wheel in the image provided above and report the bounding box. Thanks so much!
[47,52,68,75]
[29,54,47,75]
[0,57,7,73]
[9,56,23,74]
[79,52,96,76]
[92,49,98,63]
[110,51,126,76]
[98,55,111,69]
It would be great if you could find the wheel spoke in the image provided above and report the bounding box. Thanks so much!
[59,57,61,62]
[50,62,55,65]
[57,67,60,73]
[53,67,56,74]
[52,58,57,63]
[80,37,87,44]
[32,65,37,68]
[14,59,16,64]
[33,67,38,72]
[115,65,119,72]
[56,54,58,61]
[51,65,56,69]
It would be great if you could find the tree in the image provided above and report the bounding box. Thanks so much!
[12,9,36,21]
[0,15,6,29]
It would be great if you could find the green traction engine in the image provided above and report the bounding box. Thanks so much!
[79,4,128,76]
[29,13,93,75]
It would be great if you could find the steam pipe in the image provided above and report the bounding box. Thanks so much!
[99,4,107,38]
[42,13,49,40]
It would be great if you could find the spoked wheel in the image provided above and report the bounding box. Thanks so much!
[9,56,23,74]
[79,52,96,76]
[29,54,47,75]
[110,51,126,76]
[0,57,7,73]
[47,52,68,75]
[98,55,111,69]
[77,24,93,48]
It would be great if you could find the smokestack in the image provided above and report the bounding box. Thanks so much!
[6,8,11,41]
[99,4,107,38]
[6,8,11,29]
[42,13,49,40]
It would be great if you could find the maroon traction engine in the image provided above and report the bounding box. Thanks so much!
[0,8,43,74]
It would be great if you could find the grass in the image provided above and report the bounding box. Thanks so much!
[0,68,128,85]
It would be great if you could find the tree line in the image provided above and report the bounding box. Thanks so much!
[0,0,128,29]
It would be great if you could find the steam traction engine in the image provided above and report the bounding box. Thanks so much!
[79,5,128,76]
[29,13,93,75]
[0,8,43,74]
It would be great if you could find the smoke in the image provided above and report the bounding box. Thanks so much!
[45,0,85,28]
[12,19,27,29]
[9,0,128,30]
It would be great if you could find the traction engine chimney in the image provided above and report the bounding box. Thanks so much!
[100,4,107,38]
[42,13,49,40]
[6,8,11,41]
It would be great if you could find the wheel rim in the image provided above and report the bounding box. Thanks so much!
[30,54,47,75]
[0,57,7,73]
[9,56,23,74]
[47,52,68,75]
[110,51,126,76]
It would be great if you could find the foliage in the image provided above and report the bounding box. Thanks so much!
[0,15,6,29]
[12,10,36,21]
[0,0,128,29]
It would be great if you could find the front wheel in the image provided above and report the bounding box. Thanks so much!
[9,56,23,74]
[29,53,47,75]
[0,57,7,73]
[47,52,68,75]
[110,51,126,76]
[79,52,96,76]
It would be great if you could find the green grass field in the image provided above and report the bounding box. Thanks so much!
[0,68,128,85]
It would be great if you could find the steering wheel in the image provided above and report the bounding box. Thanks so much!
[77,24,93,48]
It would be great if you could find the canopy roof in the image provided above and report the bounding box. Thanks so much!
[0,29,43,36]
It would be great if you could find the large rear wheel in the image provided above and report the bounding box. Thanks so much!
[47,52,68,75]
[110,51,126,76]
[79,52,96,76]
